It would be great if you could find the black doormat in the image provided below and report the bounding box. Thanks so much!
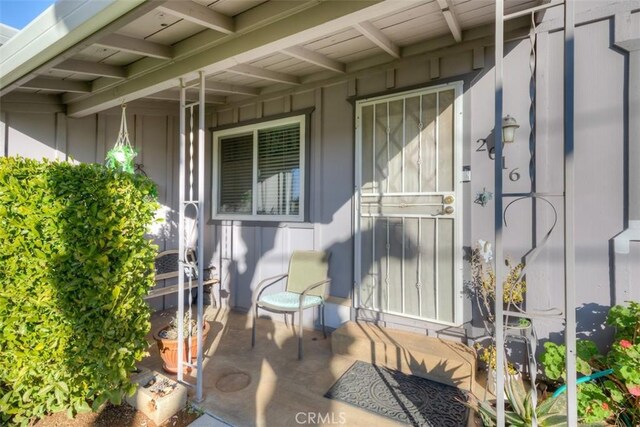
[325,361,469,427]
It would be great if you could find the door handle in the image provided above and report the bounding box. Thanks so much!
[431,206,454,216]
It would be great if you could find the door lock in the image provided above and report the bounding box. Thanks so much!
[443,195,455,205]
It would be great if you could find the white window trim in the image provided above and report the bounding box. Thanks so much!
[212,114,306,222]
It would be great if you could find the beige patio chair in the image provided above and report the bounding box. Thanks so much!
[251,250,331,360]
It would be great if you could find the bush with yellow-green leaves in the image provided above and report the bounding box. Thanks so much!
[0,157,158,425]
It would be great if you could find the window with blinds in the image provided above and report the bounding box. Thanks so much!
[213,115,305,221]
[219,133,253,214]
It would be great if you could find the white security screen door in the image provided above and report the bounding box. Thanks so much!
[355,83,463,325]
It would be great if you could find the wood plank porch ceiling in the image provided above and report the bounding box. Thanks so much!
[12,0,542,117]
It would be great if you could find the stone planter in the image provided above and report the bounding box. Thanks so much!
[126,369,187,425]
[154,321,210,374]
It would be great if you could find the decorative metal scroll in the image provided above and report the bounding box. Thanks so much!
[503,195,563,318]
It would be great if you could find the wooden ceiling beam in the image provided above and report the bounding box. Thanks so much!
[67,1,423,116]
[158,1,234,34]
[203,81,260,96]
[96,34,172,59]
[21,77,91,93]
[227,64,300,85]
[282,45,346,73]
[353,20,400,58]
[436,0,462,43]
[145,89,226,104]
[52,59,126,79]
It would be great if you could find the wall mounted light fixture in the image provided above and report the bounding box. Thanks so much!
[502,115,520,144]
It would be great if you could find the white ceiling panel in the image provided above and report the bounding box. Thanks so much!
[381,13,449,46]
[303,28,362,52]
[39,69,76,79]
[372,1,441,30]
[144,20,205,45]
[452,0,493,17]
[273,61,318,76]
[316,35,377,59]
[196,0,268,17]
[208,71,267,88]
[116,10,181,40]
[454,0,541,27]
[460,1,540,28]
[101,52,144,67]
[333,46,381,64]
[249,52,295,69]
[75,46,120,62]
[62,74,97,82]
[14,88,40,94]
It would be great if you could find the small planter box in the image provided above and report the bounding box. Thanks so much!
[126,369,187,425]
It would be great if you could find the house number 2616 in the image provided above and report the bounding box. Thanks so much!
[475,138,520,182]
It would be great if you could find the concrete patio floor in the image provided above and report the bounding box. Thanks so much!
[141,306,482,427]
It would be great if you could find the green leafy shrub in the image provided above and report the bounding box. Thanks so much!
[539,302,640,425]
[0,157,158,425]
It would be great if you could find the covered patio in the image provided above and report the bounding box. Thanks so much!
[2,0,639,424]
[143,305,483,426]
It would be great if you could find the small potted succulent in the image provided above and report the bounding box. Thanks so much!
[476,343,521,396]
[469,240,527,330]
[154,313,210,374]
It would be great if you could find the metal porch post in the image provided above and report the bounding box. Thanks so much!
[177,79,186,383]
[196,70,206,402]
[563,0,578,423]
[494,0,506,424]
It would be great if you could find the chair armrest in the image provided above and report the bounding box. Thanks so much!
[253,273,288,305]
[298,279,331,309]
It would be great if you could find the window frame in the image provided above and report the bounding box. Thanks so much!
[212,114,306,222]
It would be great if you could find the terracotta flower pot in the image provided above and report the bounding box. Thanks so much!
[154,321,210,374]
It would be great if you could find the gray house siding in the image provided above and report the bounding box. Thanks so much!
[0,7,636,349]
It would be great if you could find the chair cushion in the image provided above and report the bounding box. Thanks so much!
[258,291,323,311]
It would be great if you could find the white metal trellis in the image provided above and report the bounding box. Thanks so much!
[494,0,577,424]
[177,71,206,402]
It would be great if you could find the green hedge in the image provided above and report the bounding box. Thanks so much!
[0,157,159,425]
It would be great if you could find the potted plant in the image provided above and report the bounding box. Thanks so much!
[476,343,521,395]
[466,373,568,426]
[469,240,527,331]
[154,313,210,374]
[468,240,530,395]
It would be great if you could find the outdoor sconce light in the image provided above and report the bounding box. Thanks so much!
[502,115,520,144]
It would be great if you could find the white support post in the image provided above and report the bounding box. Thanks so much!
[196,71,206,402]
[494,0,506,424]
[563,0,578,423]
[177,78,186,383]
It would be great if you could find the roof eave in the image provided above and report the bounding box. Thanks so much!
[0,0,147,94]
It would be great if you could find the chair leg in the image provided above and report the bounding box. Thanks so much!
[252,305,257,348]
[284,313,289,328]
[321,304,327,339]
[298,308,304,360]
[209,287,216,309]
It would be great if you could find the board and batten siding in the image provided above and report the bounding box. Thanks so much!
[0,98,182,312]
[0,8,636,349]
